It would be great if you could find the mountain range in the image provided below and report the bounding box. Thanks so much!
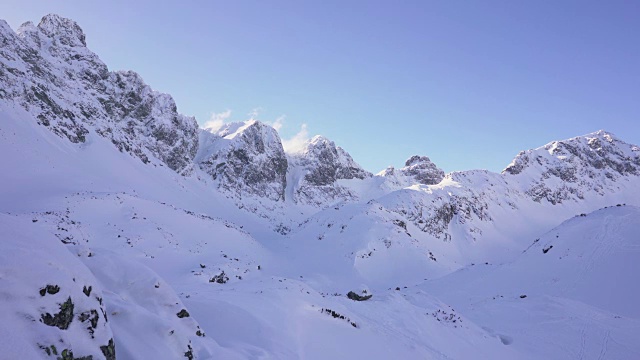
[1,15,639,360]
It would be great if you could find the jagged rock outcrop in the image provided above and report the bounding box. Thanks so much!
[400,155,445,185]
[0,214,115,360]
[197,120,288,201]
[0,14,198,173]
[288,135,372,206]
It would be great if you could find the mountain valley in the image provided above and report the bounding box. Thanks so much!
[1,15,639,360]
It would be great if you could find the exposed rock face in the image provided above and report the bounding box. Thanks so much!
[300,136,371,186]
[289,135,372,206]
[0,14,198,172]
[41,296,74,330]
[400,155,445,185]
[504,130,640,204]
[197,120,288,201]
[100,338,116,360]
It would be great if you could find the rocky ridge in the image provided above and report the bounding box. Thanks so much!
[378,130,640,246]
[504,130,640,204]
[0,14,199,173]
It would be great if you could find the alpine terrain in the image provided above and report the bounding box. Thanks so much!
[1,15,639,360]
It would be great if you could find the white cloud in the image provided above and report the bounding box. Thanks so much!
[269,115,285,132]
[203,110,232,131]
[282,123,310,154]
[248,107,263,120]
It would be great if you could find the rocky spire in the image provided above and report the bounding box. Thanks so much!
[400,155,445,185]
[37,14,87,47]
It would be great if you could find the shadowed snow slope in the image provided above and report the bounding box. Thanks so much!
[423,205,640,359]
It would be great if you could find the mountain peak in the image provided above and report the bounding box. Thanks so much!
[404,155,432,167]
[295,135,370,183]
[501,130,640,204]
[503,130,636,176]
[37,14,86,47]
[197,119,288,202]
[287,134,371,205]
[209,119,280,142]
[303,135,335,153]
[308,134,330,144]
[16,21,37,35]
[401,155,445,185]
[591,129,616,140]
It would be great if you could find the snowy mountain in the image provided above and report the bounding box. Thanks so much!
[1,15,640,360]
[0,14,199,173]
[504,129,640,203]
[373,130,640,264]
[197,120,288,202]
[287,135,372,206]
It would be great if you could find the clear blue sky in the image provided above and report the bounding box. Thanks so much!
[2,1,639,173]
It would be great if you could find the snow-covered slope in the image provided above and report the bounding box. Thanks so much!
[2,14,640,360]
[0,214,114,360]
[0,101,250,359]
[422,205,640,359]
